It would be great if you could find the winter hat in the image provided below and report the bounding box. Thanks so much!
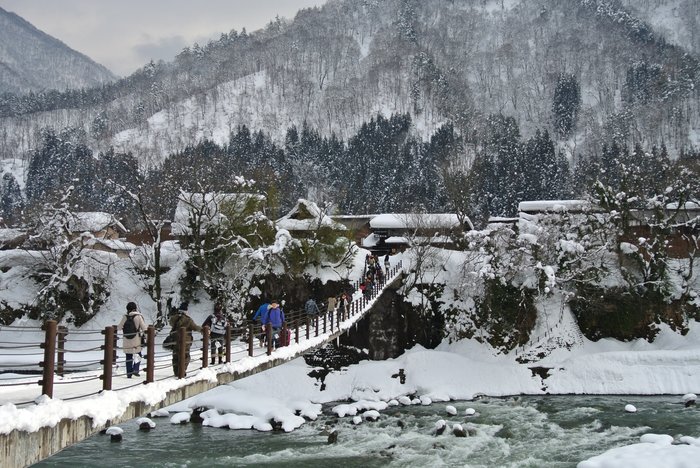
[126,302,137,312]
[178,302,189,312]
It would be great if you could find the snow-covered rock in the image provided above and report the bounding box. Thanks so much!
[625,404,637,413]
[640,434,673,445]
[105,426,123,436]
[452,423,467,437]
[446,405,457,415]
[170,412,191,424]
[136,417,155,429]
[434,419,447,436]
[465,408,476,416]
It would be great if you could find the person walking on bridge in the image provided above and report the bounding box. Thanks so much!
[170,302,201,377]
[327,295,337,315]
[305,297,320,316]
[264,300,285,349]
[202,303,228,365]
[252,301,270,347]
[118,301,147,378]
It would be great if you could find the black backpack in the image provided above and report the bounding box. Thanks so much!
[123,314,138,339]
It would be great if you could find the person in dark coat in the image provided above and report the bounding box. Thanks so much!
[169,302,201,377]
[304,298,320,316]
[118,301,147,378]
[202,303,229,365]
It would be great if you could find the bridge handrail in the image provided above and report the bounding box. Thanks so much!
[0,261,403,405]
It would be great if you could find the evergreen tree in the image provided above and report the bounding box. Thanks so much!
[25,128,97,210]
[552,73,581,138]
[0,172,24,226]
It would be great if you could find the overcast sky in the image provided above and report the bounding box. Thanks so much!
[0,0,325,77]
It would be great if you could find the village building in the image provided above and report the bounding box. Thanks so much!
[67,212,136,258]
[69,212,127,240]
[0,228,27,250]
[276,199,348,237]
[364,213,471,254]
[517,199,700,259]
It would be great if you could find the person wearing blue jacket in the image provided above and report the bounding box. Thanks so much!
[264,300,285,348]
[252,302,270,347]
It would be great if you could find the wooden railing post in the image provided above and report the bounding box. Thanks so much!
[177,326,187,379]
[315,315,319,337]
[39,320,57,398]
[202,326,210,368]
[225,324,231,363]
[266,323,273,356]
[248,323,254,357]
[306,316,311,340]
[145,326,155,384]
[101,325,114,391]
[323,311,327,334]
[112,325,118,368]
[295,320,300,344]
[56,325,67,377]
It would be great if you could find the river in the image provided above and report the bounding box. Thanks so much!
[36,395,699,467]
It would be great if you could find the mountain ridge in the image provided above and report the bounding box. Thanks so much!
[0,6,116,95]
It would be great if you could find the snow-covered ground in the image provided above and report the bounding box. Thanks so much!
[2,235,700,466]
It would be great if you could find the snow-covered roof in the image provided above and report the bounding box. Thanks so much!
[369,213,462,230]
[88,238,138,251]
[172,192,266,236]
[362,233,380,248]
[518,200,592,213]
[666,201,700,211]
[0,228,26,244]
[385,235,453,245]
[275,199,347,231]
[487,217,519,224]
[69,212,127,234]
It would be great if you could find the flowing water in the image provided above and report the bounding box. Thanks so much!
[36,395,700,467]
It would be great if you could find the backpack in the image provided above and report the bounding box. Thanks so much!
[123,314,138,339]
[163,315,183,350]
[162,331,177,349]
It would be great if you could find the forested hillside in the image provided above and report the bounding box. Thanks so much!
[0,7,115,95]
[0,0,699,225]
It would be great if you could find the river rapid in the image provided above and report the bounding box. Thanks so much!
[37,395,699,467]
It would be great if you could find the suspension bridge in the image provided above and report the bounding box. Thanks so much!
[0,262,404,468]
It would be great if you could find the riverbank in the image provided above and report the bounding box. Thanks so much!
[192,321,700,410]
[157,324,700,467]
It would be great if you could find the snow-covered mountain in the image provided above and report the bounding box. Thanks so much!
[0,0,698,168]
[623,0,700,54]
[0,6,116,95]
